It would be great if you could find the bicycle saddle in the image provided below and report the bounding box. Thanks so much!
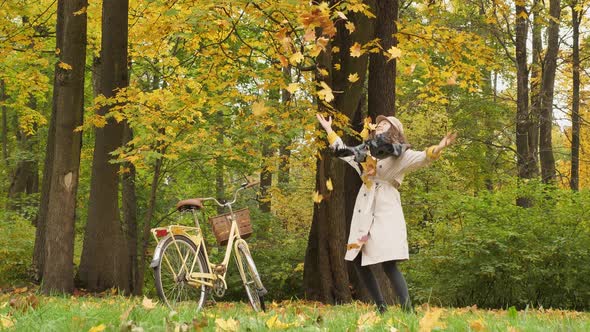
[176,198,204,211]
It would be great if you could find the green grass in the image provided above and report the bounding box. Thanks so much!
[1,288,589,331]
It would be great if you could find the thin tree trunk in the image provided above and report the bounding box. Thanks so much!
[570,3,581,191]
[539,0,560,184]
[122,123,140,294]
[78,0,130,292]
[515,0,533,207]
[216,111,225,214]
[278,66,292,189]
[137,156,163,291]
[259,142,273,213]
[1,80,8,168]
[8,95,39,200]
[41,0,87,294]
[304,0,375,303]
[529,0,542,178]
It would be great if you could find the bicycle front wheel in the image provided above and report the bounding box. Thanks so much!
[154,235,210,311]
[235,242,266,312]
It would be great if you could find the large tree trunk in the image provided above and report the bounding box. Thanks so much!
[78,0,130,292]
[515,0,533,207]
[41,0,87,294]
[570,3,581,191]
[303,0,375,303]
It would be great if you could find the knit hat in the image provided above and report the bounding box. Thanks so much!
[375,115,404,135]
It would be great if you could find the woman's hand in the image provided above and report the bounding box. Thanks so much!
[436,132,457,152]
[316,113,333,133]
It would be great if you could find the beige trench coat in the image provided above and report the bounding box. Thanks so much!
[328,133,439,266]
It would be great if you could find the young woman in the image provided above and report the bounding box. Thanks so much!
[316,113,456,313]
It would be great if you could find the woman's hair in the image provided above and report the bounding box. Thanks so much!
[368,125,409,145]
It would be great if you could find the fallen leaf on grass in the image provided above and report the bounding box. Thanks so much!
[193,317,208,331]
[419,307,446,332]
[215,317,239,332]
[88,323,106,332]
[357,311,380,329]
[266,315,294,329]
[120,305,135,321]
[141,296,157,310]
[469,319,486,331]
[0,315,14,328]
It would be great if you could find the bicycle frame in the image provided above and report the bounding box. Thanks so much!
[150,186,251,290]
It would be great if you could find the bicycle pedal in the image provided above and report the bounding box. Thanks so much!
[257,286,268,296]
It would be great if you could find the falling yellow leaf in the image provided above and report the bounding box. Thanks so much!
[419,307,446,332]
[215,317,239,332]
[350,42,363,57]
[55,48,61,55]
[332,46,340,53]
[334,63,341,70]
[312,191,323,204]
[266,315,294,329]
[386,46,402,61]
[345,22,356,33]
[0,315,14,328]
[252,101,268,117]
[317,81,334,102]
[286,83,299,94]
[348,73,359,83]
[336,11,348,20]
[318,68,329,77]
[289,52,304,65]
[469,319,486,331]
[88,324,106,332]
[141,296,157,310]
[326,178,333,191]
[357,311,380,328]
[58,62,72,70]
[73,6,87,15]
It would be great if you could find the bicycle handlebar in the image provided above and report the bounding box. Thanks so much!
[200,179,259,208]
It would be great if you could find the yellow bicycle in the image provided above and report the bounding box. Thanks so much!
[149,180,267,311]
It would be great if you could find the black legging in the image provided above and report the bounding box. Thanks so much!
[352,255,412,311]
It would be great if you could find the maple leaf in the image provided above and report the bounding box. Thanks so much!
[215,317,239,332]
[286,83,299,94]
[419,307,446,332]
[386,46,402,61]
[345,22,356,33]
[58,62,72,70]
[348,73,359,83]
[289,52,304,65]
[141,296,157,310]
[312,191,323,204]
[357,311,381,329]
[350,42,363,57]
[73,6,87,16]
[317,81,334,102]
[252,101,268,117]
[326,178,333,191]
[266,315,295,329]
[88,324,106,332]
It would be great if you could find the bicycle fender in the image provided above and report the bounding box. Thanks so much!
[150,235,171,268]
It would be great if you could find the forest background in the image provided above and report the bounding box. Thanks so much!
[1,0,589,311]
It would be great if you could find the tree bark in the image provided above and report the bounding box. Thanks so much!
[1,80,8,168]
[570,2,581,191]
[8,95,39,201]
[529,0,542,178]
[259,142,273,213]
[304,0,375,303]
[216,111,225,214]
[515,1,533,207]
[41,0,87,294]
[122,123,140,294]
[278,66,292,189]
[78,0,130,292]
[538,0,560,184]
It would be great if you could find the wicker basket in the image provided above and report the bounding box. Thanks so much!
[209,208,253,245]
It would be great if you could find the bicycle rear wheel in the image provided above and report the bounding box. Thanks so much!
[235,242,266,312]
[154,235,210,311]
